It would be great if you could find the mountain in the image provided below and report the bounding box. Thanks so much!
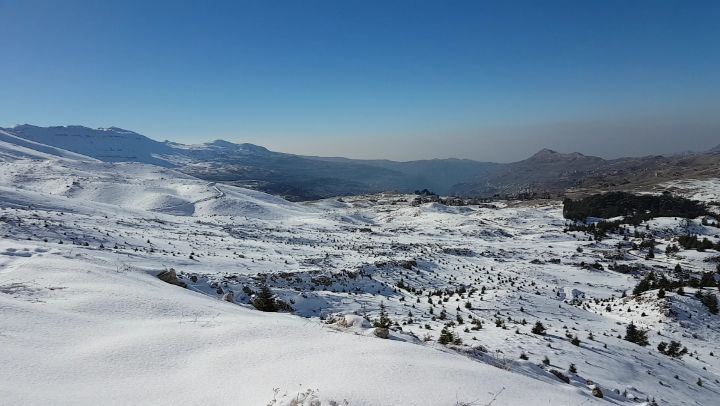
[7,124,178,167]
[305,156,500,194]
[449,149,611,196]
[0,128,97,162]
[4,124,720,200]
[2,125,496,200]
[450,147,720,197]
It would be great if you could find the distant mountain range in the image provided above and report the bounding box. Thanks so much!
[3,124,719,200]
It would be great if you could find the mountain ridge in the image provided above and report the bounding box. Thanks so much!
[4,124,719,200]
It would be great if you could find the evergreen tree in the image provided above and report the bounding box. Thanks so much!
[700,292,718,315]
[633,272,655,296]
[374,301,391,328]
[532,321,547,335]
[252,284,278,312]
[700,272,717,287]
[438,327,455,345]
[624,322,649,346]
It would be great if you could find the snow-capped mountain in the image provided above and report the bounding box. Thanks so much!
[7,124,720,202]
[7,124,178,167]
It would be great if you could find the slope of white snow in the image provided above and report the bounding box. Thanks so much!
[0,129,97,162]
[0,136,718,405]
[0,241,599,406]
[5,124,178,167]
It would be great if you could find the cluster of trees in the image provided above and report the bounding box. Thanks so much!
[633,271,717,296]
[633,272,676,296]
[564,219,625,241]
[678,235,720,252]
[413,189,437,196]
[657,341,688,358]
[563,192,707,222]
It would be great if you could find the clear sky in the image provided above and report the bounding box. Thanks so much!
[1,0,719,162]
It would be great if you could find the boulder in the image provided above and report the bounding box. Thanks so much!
[157,268,187,288]
[221,291,235,303]
[374,327,390,339]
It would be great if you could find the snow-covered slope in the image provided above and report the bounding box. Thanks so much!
[6,124,178,166]
[0,240,597,406]
[0,135,718,405]
[0,129,97,162]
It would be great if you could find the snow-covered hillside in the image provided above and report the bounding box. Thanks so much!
[1,135,719,405]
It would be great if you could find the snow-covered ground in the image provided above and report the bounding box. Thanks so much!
[1,139,718,405]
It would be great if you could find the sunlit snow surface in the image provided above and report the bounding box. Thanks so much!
[1,151,719,404]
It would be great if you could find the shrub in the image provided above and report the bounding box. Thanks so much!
[550,369,570,384]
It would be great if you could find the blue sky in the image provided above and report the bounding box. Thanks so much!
[1,0,719,161]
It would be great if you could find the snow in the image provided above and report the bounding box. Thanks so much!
[0,134,718,405]
[0,240,598,406]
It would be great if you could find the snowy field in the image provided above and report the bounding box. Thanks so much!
[1,145,719,405]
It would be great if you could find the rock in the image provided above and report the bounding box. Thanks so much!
[374,327,389,339]
[337,314,371,329]
[157,268,186,288]
[221,291,234,303]
[591,386,604,398]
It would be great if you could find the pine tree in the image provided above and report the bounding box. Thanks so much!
[633,272,655,296]
[701,292,718,315]
[438,327,455,345]
[624,322,649,346]
[374,301,391,328]
[252,284,278,312]
[700,272,717,287]
[532,321,547,335]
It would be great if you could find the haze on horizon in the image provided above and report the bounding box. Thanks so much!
[1,0,719,162]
